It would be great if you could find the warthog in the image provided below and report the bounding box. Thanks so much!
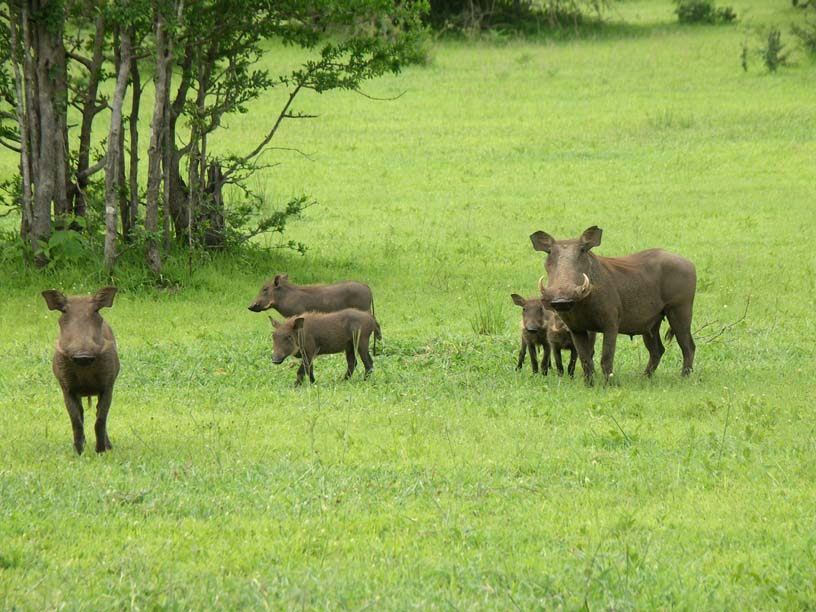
[42,287,120,454]
[248,274,373,317]
[269,309,382,385]
[547,311,580,377]
[511,294,552,374]
[531,225,696,383]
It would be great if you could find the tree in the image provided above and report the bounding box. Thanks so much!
[1,1,426,276]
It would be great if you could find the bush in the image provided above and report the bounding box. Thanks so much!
[791,4,816,56]
[427,0,610,34]
[674,0,737,24]
[761,27,789,71]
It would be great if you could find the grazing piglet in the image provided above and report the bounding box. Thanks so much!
[42,287,120,454]
[270,308,381,385]
[511,293,553,375]
[547,312,579,377]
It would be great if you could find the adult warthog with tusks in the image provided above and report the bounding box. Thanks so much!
[531,226,696,384]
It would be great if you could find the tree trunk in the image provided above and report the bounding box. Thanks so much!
[69,14,106,222]
[146,3,172,275]
[167,40,193,241]
[127,48,141,242]
[103,27,132,275]
[203,161,225,248]
[30,0,69,267]
[8,5,33,241]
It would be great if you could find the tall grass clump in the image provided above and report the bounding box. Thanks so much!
[674,0,737,24]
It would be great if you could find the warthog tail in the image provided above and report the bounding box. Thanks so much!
[664,327,675,344]
[371,299,380,354]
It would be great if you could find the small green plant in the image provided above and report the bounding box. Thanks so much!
[470,296,503,336]
[674,0,736,24]
[34,221,91,270]
[791,5,816,57]
[761,27,789,72]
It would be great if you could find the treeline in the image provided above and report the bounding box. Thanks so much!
[0,0,425,275]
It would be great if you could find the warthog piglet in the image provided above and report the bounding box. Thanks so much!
[270,308,381,385]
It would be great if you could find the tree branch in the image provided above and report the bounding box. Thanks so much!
[222,76,311,181]
[353,87,407,101]
[695,296,751,344]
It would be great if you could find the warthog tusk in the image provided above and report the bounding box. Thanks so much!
[538,275,547,294]
[580,273,591,296]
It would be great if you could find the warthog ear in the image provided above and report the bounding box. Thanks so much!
[293,317,305,331]
[580,226,602,251]
[530,231,554,253]
[268,316,280,328]
[511,293,525,307]
[42,290,67,312]
[273,274,289,287]
[93,287,118,310]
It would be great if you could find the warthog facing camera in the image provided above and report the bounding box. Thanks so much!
[42,287,120,454]
[531,225,696,384]
[511,294,552,375]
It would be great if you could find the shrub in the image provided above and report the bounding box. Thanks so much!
[674,0,737,24]
[761,27,789,71]
[427,0,611,34]
[791,5,816,56]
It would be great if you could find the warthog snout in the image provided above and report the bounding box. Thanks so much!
[549,298,575,312]
[71,353,96,366]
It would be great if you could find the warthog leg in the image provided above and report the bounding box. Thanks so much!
[553,347,565,376]
[642,321,666,377]
[344,344,357,379]
[666,306,696,376]
[600,330,618,384]
[571,331,596,385]
[94,389,114,452]
[516,338,527,371]
[62,391,86,454]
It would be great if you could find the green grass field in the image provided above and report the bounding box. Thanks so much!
[2,0,816,608]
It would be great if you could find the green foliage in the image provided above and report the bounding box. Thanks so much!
[760,27,790,71]
[674,0,737,24]
[427,0,611,34]
[35,225,89,270]
[791,5,816,56]
[469,295,504,336]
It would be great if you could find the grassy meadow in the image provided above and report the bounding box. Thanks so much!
[2,0,816,608]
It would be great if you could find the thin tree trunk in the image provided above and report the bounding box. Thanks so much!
[103,27,132,275]
[71,14,107,221]
[128,48,141,241]
[162,86,172,252]
[8,5,33,240]
[146,2,173,275]
[51,14,70,228]
[168,40,193,241]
